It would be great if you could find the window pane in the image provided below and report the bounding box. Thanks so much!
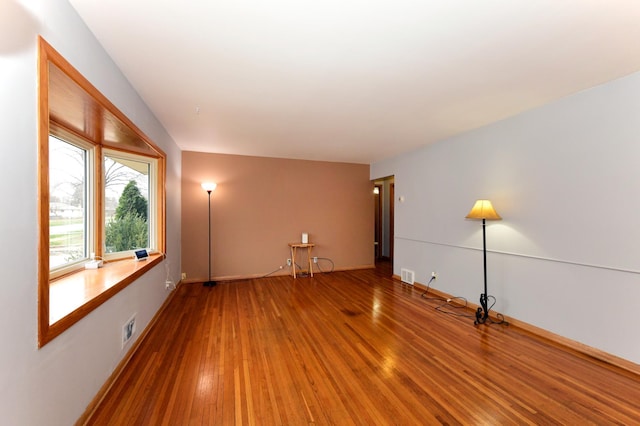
[104,155,150,253]
[49,136,87,269]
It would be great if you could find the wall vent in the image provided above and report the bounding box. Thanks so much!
[400,268,415,285]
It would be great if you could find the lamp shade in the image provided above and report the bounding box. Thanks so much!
[465,199,501,220]
[201,182,217,192]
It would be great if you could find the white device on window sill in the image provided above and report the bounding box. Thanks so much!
[134,248,149,261]
[85,259,103,269]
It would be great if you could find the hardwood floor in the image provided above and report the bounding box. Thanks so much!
[86,264,640,425]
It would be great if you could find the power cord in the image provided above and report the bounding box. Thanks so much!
[419,275,436,298]
[420,276,475,319]
[262,256,336,278]
[295,257,335,277]
[262,264,288,278]
[164,260,176,290]
[435,297,474,319]
[314,257,335,273]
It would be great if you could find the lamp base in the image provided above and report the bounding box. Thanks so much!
[474,293,490,325]
[203,280,217,287]
[474,293,508,326]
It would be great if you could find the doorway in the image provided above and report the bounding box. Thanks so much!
[373,176,394,272]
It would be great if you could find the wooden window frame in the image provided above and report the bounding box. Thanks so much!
[38,36,166,347]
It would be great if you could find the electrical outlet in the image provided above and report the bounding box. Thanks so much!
[122,314,136,348]
[165,280,173,290]
[286,258,292,266]
[313,256,318,263]
[432,271,438,279]
[181,272,187,280]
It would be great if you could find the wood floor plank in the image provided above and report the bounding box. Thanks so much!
[85,263,640,425]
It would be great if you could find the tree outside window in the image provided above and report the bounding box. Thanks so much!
[104,154,150,254]
[105,180,149,252]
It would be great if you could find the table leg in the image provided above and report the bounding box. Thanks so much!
[291,246,296,278]
[308,246,313,277]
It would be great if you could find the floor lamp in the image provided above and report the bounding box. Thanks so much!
[465,199,501,324]
[201,182,217,287]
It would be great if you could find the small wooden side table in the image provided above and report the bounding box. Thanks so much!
[288,243,315,278]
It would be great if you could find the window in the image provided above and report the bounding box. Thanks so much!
[104,151,155,257]
[49,135,90,275]
[38,37,166,346]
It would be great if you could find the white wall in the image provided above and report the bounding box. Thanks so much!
[0,1,182,424]
[372,70,640,365]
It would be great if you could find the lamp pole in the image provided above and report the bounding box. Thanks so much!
[476,218,489,324]
[202,182,217,287]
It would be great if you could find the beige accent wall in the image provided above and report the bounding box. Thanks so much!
[181,151,374,281]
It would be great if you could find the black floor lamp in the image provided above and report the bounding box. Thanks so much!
[201,182,217,287]
[465,199,501,325]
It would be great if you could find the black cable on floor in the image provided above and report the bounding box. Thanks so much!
[435,297,475,319]
[421,276,474,319]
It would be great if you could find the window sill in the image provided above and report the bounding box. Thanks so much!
[46,254,163,339]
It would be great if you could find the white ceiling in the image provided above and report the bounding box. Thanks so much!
[68,0,640,164]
